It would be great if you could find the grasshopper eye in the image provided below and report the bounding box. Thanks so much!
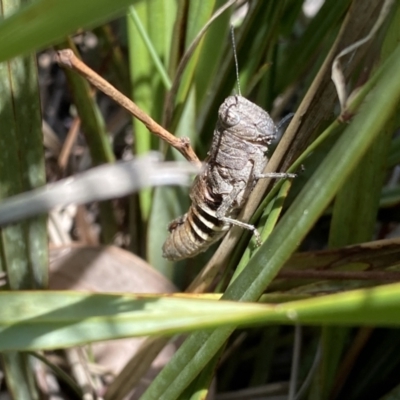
[221,109,240,127]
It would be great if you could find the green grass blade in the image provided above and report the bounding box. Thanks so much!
[2,282,400,352]
[128,1,176,224]
[0,51,48,290]
[127,3,153,222]
[147,186,182,278]
[171,0,218,125]
[0,1,48,288]
[127,1,176,256]
[0,0,141,63]
[2,353,38,400]
[128,6,171,90]
[0,0,48,396]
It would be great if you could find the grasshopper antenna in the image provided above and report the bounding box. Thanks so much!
[275,112,294,138]
[230,25,241,97]
[276,113,295,132]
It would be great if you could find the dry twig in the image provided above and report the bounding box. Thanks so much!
[57,49,201,166]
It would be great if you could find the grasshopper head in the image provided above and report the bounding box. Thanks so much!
[218,95,276,144]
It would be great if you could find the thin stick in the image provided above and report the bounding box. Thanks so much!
[56,49,201,166]
[58,116,80,171]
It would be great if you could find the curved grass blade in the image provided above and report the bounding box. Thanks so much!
[0,0,141,63]
[2,282,400,352]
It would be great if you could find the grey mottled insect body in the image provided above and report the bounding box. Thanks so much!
[162,95,277,261]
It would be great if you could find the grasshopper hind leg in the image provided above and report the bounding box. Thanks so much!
[217,215,262,246]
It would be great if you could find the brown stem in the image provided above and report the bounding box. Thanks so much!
[56,49,201,166]
[58,117,80,171]
[277,269,400,281]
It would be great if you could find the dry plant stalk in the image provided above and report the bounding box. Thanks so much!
[56,49,201,167]
[277,270,400,281]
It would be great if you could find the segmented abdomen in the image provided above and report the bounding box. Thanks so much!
[162,178,230,261]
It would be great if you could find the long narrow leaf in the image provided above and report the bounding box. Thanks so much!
[3,282,400,352]
[0,0,141,62]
